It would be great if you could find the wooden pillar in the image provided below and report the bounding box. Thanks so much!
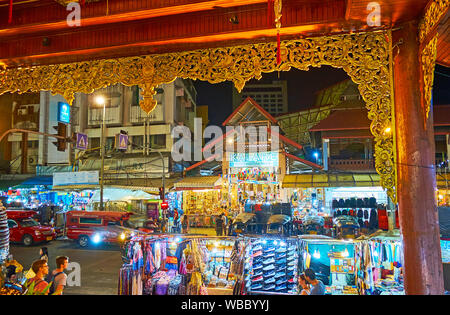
[21,132,28,174]
[393,21,444,295]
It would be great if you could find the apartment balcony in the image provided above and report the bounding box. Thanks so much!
[328,158,375,171]
[130,104,164,124]
[88,106,122,126]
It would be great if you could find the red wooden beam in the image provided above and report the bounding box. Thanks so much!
[0,0,348,67]
[283,151,323,170]
[185,154,220,172]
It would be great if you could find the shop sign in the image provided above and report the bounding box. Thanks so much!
[228,151,278,168]
[57,102,71,124]
[53,171,99,186]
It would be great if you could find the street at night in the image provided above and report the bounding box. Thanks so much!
[9,240,122,295]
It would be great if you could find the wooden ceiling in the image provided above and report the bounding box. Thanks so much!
[0,0,447,68]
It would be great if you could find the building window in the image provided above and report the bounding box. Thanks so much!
[90,137,100,149]
[131,85,141,106]
[132,136,144,150]
[151,135,166,149]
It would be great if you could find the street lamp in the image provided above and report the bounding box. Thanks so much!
[95,95,106,211]
[313,151,319,163]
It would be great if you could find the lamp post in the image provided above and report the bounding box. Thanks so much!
[95,95,106,211]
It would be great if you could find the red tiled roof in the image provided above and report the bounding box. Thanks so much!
[222,97,277,126]
[433,105,450,126]
[310,106,450,132]
[309,109,370,132]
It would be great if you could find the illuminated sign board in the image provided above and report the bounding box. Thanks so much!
[228,151,278,168]
[57,102,71,124]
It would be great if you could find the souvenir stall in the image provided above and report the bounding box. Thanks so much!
[298,237,359,295]
[174,176,224,228]
[327,187,391,233]
[289,187,326,217]
[118,235,237,295]
[226,152,282,207]
[237,236,299,295]
[355,232,404,295]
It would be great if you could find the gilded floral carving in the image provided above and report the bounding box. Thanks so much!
[0,31,397,201]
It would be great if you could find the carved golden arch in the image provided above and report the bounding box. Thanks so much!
[0,31,397,201]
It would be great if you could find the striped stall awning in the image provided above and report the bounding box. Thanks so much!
[174,176,222,190]
[282,173,381,188]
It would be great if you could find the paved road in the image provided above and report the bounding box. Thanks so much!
[9,240,123,295]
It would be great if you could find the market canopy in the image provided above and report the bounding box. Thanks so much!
[436,173,450,189]
[174,176,222,191]
[89,188,155,202]
[282,173,381,188]
[12,176,53,189]
[52,177,179,193]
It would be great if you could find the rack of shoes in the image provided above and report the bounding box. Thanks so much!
[246,238,298,294]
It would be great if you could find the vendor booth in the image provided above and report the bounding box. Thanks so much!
[298,236,359,295]
[174,176,223,228]
[119,235,237,295]
[355,231,404,295]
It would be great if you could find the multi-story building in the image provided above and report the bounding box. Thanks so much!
[4,78,197,183]
[232,80,288,115]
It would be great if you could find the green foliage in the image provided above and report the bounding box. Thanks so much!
[23,280,55,295]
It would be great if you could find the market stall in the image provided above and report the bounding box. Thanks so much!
[355,231,404,295]
[298,236,359,295]
[174,176,223,228]
[119,235,238,295]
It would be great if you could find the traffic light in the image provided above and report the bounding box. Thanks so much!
[53,122,67,152]
[159,187,165,200]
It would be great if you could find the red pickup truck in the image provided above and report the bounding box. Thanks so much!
[7,210,56,246]
[66,210,139,247]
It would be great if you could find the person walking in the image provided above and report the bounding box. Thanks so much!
[215,214,224,236]
[181,215,189,234]
[24,260,50,295]
[47,256,69,295]
[299,274,311,295]
[304,268,325,295]
[39,247,49,261]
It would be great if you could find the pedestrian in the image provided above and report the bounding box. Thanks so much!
[181,215,189,234]
[299,274,310,295]
[303,268,325,295]
[3,265,23,293]
[173,208,179,233]
[39,247,49,261]
[215,214,223,236]
[47,256,69,295]
[24,260,50,295]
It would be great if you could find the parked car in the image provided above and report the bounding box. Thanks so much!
[7,210,56,246]
[66,210,141,247]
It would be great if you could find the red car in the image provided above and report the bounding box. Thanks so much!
[66,211,138,247]
[7,210,56,246]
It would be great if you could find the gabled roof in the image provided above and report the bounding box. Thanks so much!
[309,109,370,132]
[223,97,277,126]
[310,106,450,133]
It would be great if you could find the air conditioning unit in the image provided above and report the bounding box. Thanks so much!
[17,108,28,115]
[28,156,38,165]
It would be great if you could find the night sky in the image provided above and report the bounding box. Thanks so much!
[194,65,450,126]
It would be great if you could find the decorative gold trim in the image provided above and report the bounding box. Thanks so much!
[0,31,397,201]
[421,35,438,121]
[419,0,449,43]
[419,0,449,122]
[54,0,101,5]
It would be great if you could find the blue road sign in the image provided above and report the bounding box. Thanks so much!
[117,134,128,150]
[76,133,88,150]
